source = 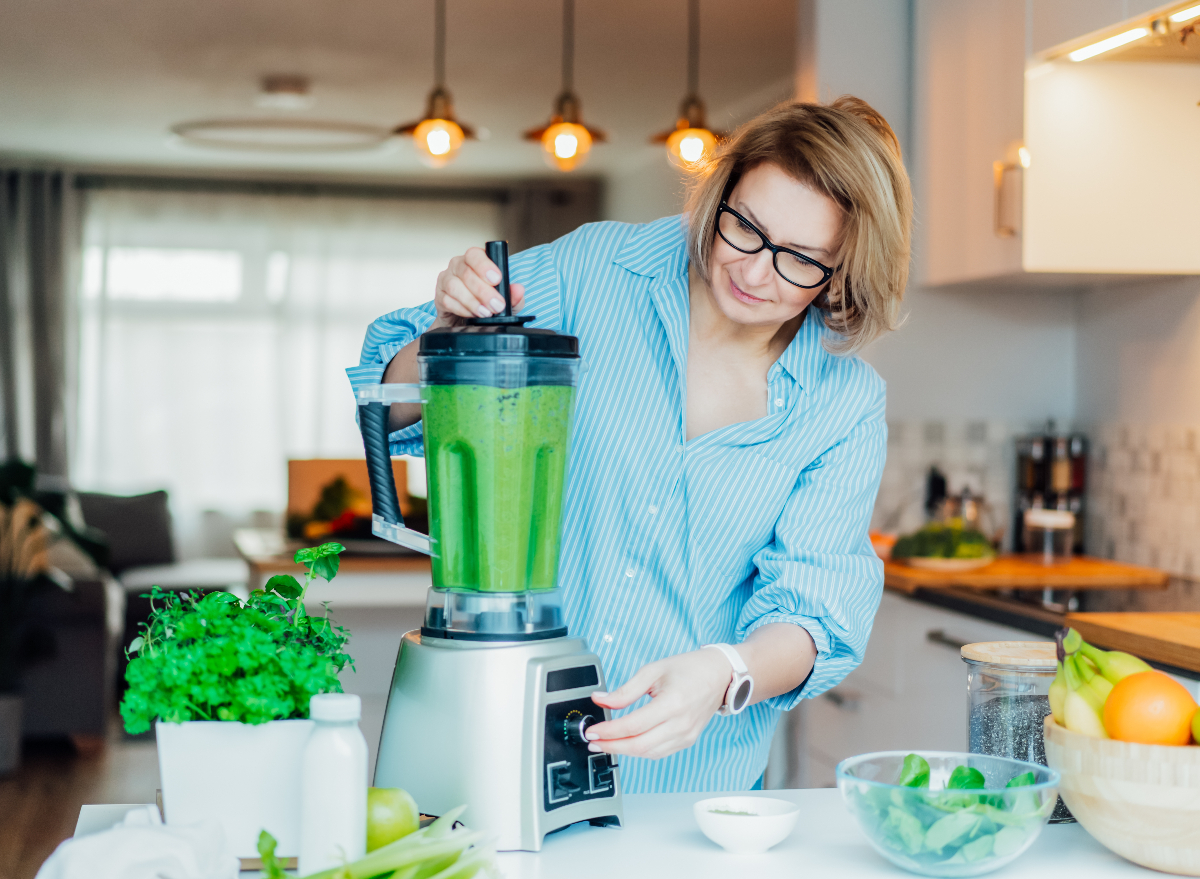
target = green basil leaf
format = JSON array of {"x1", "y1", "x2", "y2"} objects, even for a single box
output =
[
  {"x1": 1005, "y1": 771, "x2": 1036, "y2": 788},
  {"x1": 265, "y1": 574, "x2": 303, "y2": 599},
  {"x1": 924, "y1": 810, "x2": 980, "y2": 853},
  {"x1": 947, "y1": 765, "x2": 986, "y2": 790},
  {"x1": 311, "y1": 553, "x2": 341, "y2": 582},
  {"x1": 896, "y1": 754, "x2": 931, "y2": 788}
]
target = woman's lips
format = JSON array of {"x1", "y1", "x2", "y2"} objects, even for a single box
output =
[{"x1": 730, "y1": 278, "x2": 766, "y2": 305}]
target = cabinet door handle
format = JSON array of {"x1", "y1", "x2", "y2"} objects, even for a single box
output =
[
  {"x1": 926, "y1": 629, "x2": 971, "y2": 652},
  {"x1": 993, "y1": 160, "x2": 1021, "y2": 239},
  {"x1": 822, "y1": 689, "x2": 861, "y2": 711}
]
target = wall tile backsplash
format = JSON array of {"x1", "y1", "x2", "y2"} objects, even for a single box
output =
[
  {"x1": 873, "y1": 419, "x2": 1017, "y2": 547},
  {"x1": 872, "y1": 419, "x2": 1200, "y2": 613}
]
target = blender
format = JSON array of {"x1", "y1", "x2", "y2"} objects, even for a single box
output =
[{"x1": 355, "y1": 241, "x2": 622, "y2": 852}]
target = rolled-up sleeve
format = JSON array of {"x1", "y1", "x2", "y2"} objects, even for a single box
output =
[
  {"x1": 736, "y1": 394, "x2": 887, "y2": 711},
  {"x1": 345, "y1": 233, "x2": 572, "y2": 456},
  {"x1": 346, "y1": 301, "x2": 438, "y2": 456}
]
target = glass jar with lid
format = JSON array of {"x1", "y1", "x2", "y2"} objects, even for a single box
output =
[{"x1": 962, "y1": 641, "x2": 1072, "y2": 822}]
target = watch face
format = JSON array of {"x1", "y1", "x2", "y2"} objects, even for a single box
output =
[{"x1": 731, "y1": 677, "x2": 752, "y2": 713}]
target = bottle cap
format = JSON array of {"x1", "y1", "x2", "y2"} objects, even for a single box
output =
[{"x1": 309, "y1": 692, "x2": 361, "y2": 722}]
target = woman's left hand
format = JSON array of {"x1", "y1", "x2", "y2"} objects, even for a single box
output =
[{"x1": 585, "y1": 649, "x2": 733, "y2": 760}]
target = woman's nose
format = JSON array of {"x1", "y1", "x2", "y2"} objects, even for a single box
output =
[{"x1": 741, "y1": 249, "x2": 775, "y2": 286}]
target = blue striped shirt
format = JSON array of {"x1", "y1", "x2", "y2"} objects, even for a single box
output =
[{"x1": 348, "y1": 215, "x2": 887, "y2": 793}]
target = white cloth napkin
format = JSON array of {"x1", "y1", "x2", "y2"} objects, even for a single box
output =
[{"x1": 36, "y1": 806, "x2": 239, "y2": 879}]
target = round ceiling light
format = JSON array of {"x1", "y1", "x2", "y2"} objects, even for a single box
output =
[{"x1": 169, "y1": 118, "x2": 392, "y2": 153}]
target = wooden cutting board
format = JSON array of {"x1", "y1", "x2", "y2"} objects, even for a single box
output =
[
  {"x1": 884, "y1": 554, "x2": 1168, "y2": 594},
  {"x1": 1066, "y1": 612, "x2": 1200, "y2": 675}
]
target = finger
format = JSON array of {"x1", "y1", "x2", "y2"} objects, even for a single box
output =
[
  {"x1": 590, "y1": 719, "x2": 689, "y2": 760},
  {"x1": 592, "y1": 666, "x2": 657, "y2": 710},
  {"x1": 510, "y1": 284, "x2": 526, "y2": 312},
  {"x1": 442, "y1": 275, "x2": 491, "y2": 319},
  {"x1": 463, "y1": 246, "x2": 501, "y2": 286},
  {"x1": 459, "y1": 266, "x2": 507, "y2": 313},
  {"x1": 587, "y1": 695, "x2": 674, "y2": 742}
]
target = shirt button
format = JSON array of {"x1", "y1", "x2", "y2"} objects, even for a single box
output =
[
  {"x1": 625, "y1": 567, "x2": 635, "y2": 578},
  {"x1": 603, "y1": 633, "x2": 613, "y2": 644},
  {"x1": 648, "y1": 505, "x2": 658, "y2": 515},
  {"x1": 775, "y1": 398, "x2": 784, "y2": 407}
]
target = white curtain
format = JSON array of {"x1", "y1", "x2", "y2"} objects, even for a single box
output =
[{"x1": 74, "y1": 187, "x2": 500, "y2": 558}]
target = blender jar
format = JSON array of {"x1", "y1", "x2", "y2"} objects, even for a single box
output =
[
  {"x1": 418, "y1": 323, "x2": 579, "y2": 594},
  {"x1": 963, "y1": 641, "x2": 1072, "y2": 822}
]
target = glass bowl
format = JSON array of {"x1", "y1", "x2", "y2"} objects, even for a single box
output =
[{"x1": 836, "y1": 751, "x2": 1060, "y2": 877}]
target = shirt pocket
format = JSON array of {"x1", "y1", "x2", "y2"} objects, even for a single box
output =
[{"x1": 685, "y1": 446, "x2": 800, "y2": 587}]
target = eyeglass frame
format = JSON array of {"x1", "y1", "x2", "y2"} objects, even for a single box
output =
[{"x1": 714, "y1": 202, "x2": 836, "y2": 290}]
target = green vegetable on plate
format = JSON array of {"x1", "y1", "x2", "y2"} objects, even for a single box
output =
[{"x1": 891, "y1": 522, "x2": 994, "y2": 560}]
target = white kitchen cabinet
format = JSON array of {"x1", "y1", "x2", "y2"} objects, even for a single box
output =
[
  {"x1": 915, "y1": 0, "x2": 1200, "y2": 287},
  {"x1": 794, "y1": 592, "x2": 1048, "y2": 788}
]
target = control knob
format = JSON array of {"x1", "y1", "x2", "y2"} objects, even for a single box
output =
[{"x1": 566, "y1": 713, "x2": 596, "y2": 745}]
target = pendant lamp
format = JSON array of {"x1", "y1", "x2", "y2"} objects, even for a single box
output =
[
  {"x1": 651, "y1": 0, "x2": 723, "y2": 170},
  {"x1": 523, "y1": 0, "x2": 606, "y2": 172},
  {"x1": 394, "y1": 0, "x2": 476, "y2": 167}
]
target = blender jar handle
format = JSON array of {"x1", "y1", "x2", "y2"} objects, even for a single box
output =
[{"x1": 356, "y1": 384, "x2": 432, "y2": 555}]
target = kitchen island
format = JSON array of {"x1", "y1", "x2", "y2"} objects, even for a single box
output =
[{"x1": 495, "y1": 789, "x2": 1147, "y2": 878}]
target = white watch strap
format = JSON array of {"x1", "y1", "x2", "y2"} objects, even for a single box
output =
[{"x1": 702, "y1": 643, "x2": 748, "y2": 675}]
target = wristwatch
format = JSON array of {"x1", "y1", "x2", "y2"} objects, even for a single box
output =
[{"x1": 702, "y1": 643, "x2": 754, "y2": 716}]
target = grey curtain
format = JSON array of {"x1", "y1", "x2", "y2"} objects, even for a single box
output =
[{"x1": 0, "y1": 170, "x2": 80, "y2": 482}]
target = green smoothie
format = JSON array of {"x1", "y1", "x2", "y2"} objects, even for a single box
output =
[{"x1": 422, "y1": 383, "x2": 575, "y2": 592}]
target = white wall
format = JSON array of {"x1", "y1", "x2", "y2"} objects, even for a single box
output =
[
  {"x1": 1075, "y1": 277, "x2": 1200, "y2": 426},
  {"x1": 606, "y1": 0, "x2": 1079, "y2": 429}
]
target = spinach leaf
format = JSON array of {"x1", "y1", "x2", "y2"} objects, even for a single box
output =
[
  {"x1": 947, "y1": 766, "x2": 986, "y2": 790},
  {"x1": 1006, "y1": 771, "x2": 1036, "y2": 788},
  {"x1": 924, "y1": 811, "x2": 980, "y2": 853},
  {"x1": 896, "y1": 754, "x2": 930, "y2": 788}
]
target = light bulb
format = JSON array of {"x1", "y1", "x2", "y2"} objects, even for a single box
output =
[
  {"x1": 554, "y1": 133, "x2": 579, "y2": 159},
  {"x1": 412, "y1": 118, "x2": 465, "y2": 168},
  {"x1": 541, "y1": 121, "x2": 592, "y2": 171},
  {"x1": 665, "y1": 126, "x2": 717, "y2": 170}
]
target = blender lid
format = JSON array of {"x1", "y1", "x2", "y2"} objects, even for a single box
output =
[{"x1": 420, "y1": 322, "x2": 579, "y2": 357}]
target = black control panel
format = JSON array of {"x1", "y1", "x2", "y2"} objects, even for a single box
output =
[{"x1": 543, "y1": 694, "x2": 617, "y2": 812}]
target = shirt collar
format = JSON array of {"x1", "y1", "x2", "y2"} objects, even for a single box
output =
[
  {"x1": 615, "y1": 213, "x2": 833, "y2": 396},
  {"x1": 613, "y1": 214, "x2": 690, "y2": 280}
]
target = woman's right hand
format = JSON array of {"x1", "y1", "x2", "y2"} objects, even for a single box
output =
[{"x1": 434, "y1": 247, "x2": 526, "y2": 324}]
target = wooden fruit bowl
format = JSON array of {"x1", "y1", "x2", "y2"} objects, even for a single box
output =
[{"x1": 1044, "y1": 716, "x2": 1200, "y2": 875}]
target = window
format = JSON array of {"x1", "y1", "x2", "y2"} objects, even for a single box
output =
[{"x1": 74, "y1": 187, "x2": 501, "y2": 557}]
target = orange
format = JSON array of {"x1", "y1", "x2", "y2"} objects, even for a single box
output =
[{"x1": 1102, "y1": 670, "x2": 1197, "y2": 745}]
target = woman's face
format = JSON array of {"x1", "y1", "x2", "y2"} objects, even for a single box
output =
[{"x1": 707, "y1": 162, "x2": 843, "y2": 329}]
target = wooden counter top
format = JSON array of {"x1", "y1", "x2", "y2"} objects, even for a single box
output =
[
  {"x1": 1066, "y1": 612, "x2": 1200, "y2": 675},
  {"x1": 884, "y1": 554, "x2": 1168, "y2": 594}
]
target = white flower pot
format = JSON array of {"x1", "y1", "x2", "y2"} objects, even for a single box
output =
[{"x1": 157, "y1": 719, "x2": 314, "y2": 859}]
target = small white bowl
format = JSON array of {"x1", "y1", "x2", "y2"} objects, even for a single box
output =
[{"x1": 693, "y1": 796, "x2": 800, "y2": 854}]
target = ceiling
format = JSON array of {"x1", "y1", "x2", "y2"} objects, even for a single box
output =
[{"x1": 0, "y1": 0, "x2": 797, "y2": 180}]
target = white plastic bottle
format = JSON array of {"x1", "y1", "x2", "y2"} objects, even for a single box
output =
[{"x1": 299, "y1": 693, "x2": 368, "y2": 875}]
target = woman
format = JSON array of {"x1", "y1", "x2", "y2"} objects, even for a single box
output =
[{"x1": 348, "y1": 96, "x2": 912, "y2": 793}]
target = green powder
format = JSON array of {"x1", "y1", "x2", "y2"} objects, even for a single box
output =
[{"x1": 422, "y1": 383, "x2": 574, "y2": 592}]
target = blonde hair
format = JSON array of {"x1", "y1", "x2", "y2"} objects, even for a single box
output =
[{"x1": 686, "y1": 96, "x2": 912, "y2": 353}]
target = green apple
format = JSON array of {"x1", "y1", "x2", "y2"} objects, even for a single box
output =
[{"x1": 367, "y1": 786, "x2": 420, "y2": 852}]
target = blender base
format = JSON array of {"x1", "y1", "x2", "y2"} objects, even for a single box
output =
[{"x1": 374, "y1": 631, "x2": 624, "y2": 851}]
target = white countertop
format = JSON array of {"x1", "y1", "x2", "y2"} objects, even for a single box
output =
[
  {"x1": 76, "y1": 789, "x2": 1149, "y2": 878},
  {"x1": 495, "y1": 789, "x2": 1146, "y2": 879}
]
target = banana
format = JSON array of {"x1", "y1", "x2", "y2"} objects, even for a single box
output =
[
  {"x1": 1079, "y1": 640, "x2": 1152, "y2": 685},
  {"x1": 1074, "y1": 651, "x2": 1115, "y2": 702},
  {"x1": 1049, "y1": 660, "x2": 1068, "y2": 726},
  {"x1": 1061, "y1": 627, "x2": 1083, "y2": 655},
  {"x1": 1062, "y1": 654, "x2": 1109, "y2": 738}
]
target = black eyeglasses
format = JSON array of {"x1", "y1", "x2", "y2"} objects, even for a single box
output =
[{"x1": 715, "y1": 202, "x2": 835, "y2": 289}]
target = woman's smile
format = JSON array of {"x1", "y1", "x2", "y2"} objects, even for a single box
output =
[{"x1": 728, "y1": 276, "x2": 769, "y2": 305}]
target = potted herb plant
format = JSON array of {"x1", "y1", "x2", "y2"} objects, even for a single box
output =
[{"x1": 120, "y1": 542, "x2": 353, "y2": 859}]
